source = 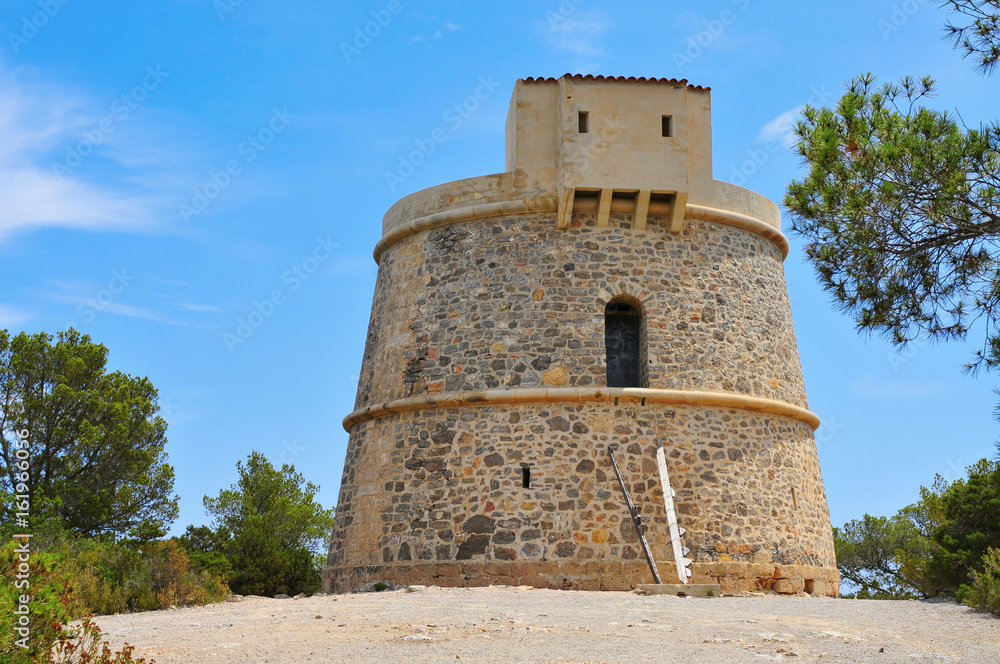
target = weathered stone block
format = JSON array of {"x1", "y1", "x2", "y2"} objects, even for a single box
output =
[{"x1": 772, "y1": 578, "x2": 806, "y2": 594}]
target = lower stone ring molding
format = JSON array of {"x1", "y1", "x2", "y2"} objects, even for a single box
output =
[{"x1": 342, "y1": 386, "x2": 820, "y2": 432}]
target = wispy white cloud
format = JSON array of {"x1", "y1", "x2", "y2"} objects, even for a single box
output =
[
  {"x1": 0, "y1": 304, "x2": 32, "y2": 328},
  {"x1": 0, "y1": 62, "x2": 176, "y2": 238},
  {"x1": 0, "y1": 167, "x2": 152, "y2": 235},
  {"x1": 757, "y1": 105, "x2": 805, "y2": 147},
  {"x1": 409, "y1": 31, "x2": 443, "y2": 43},
  {"x1": 93, "y1": 301, "x2": 162, "y2": 322},
  {"x1": 42, "y1": 283, "x2": 159, "y2": 321},
  {"x1": 40, "y1": 279, "x2": 187, "y2": 327},
  {"x1": 409, "y1": 17, "x2": 461, "y2": 43},
  {"x1": 544, "y1": 12, "x2": 609, "y2": 59},
  {"x1": 176, "y1": 302, "x2": 222, "y2": 313}
]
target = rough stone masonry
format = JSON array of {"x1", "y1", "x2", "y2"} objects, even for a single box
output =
[{"x1": 324, "y1": 74, "x2": 839, "y2": 596}]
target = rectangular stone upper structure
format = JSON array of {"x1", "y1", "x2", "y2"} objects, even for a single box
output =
[
  {"x1": 379, "y1": 74, "x2": 781, "y2": 253},
  {"x1": 505, "y1": 74, "x2": 713, "y2": 199}
]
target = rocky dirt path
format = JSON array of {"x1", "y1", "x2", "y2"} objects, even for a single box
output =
[{"x1": 93, "y1": 586, "x2": 1000, "y2": 663}]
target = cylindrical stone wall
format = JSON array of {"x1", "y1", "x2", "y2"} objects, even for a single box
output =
[{"x1": 324, "y1": 208, "x2": 839, "y2": 596}]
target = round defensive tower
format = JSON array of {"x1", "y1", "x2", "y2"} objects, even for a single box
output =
[{"x1": 324, "y1": 74, "x2": 839, "y2": 596}]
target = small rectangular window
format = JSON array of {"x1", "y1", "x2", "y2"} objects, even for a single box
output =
[
  {"x1": 661, "y1": 115, "x2": 673, "y2": 137},
  {"x1": 522, "y1": 467, "x2": 531, "y2": 489},
  {"x1": 578, "y1": 111, "x2": 589, "y2": 134}
]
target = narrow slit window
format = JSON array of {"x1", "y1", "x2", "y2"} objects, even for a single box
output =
[
  {"x1": 522, "y1": 467, "x2": 531, "y2": 489},
  {"x1": 605, "y1": 301, "x2": 643, "y2": 388},
  {"x1": 578, "y1": 111, "x2": 589, "y2": 134},
  {"x1": 661, "y1": 115, "x2": 673, "y2": 137}
]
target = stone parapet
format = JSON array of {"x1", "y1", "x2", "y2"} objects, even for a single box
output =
[{"x1": 375, "y1": 197, "x2": 789, "y2": 263}]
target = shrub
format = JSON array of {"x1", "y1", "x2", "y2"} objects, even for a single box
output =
[
  {"x1": 961, "y1": 547, "x2": 1000, "y2": 616},
  {"x1": 3, "y1": 528, "x2": 228, "y2": 626},
  {"x1": 52, "y1": 616, "x2": 153, "y2": 663},
  {"x1": 833, "y1": 511, "x2": 936, "y2": 599},
  {"x1": 835, "y1": 459, "x2": 1000, "y2": 600},
  {"x1": 927, "y1": 459, "x2": 1000, "y2": 590},
  {"x1": 0, "y1": 540, "x2": 77, "y2": 662},
  {"x1": 1, "y1": 540, "x2": 154, "y2": 663},
  {"x1": 60, "y1": 538, "x2": 228, "y2": 614},
  {"x1": 176, "y1": 525, "x2": 233, "y2": 583},
  {"x1": 203, "y1": 452, "x2": 335, "y2": 597}
]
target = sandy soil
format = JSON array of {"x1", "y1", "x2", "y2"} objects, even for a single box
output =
[{"x1": 92, "y1": 586, "x2": 1000, "y2": 664}]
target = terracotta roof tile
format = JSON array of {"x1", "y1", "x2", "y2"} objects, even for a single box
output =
[{"x1": 521, "y1": 73, "x2": 710, "y2": 92}]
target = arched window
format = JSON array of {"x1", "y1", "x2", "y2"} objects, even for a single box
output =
[{"x1": 605, "y1": 300, "x2": 643, "y2": 388}]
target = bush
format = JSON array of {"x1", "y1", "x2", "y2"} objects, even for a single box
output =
[
  {"x1": 961, "y1": 547, "x2": 1000, "y2": 616},
  {"x1": 52, "y1": 616, "x2": 154, "y2": 663},
  {"x1": 834, "y1": 506, "x2": 940, "y2": 599},
  {"x1": 202, "y1": 452, "x2": 335, "y2": 597},
  {"x1": 2, "y1": 540, "x2": 153, "y2": 662},
  {"x1": 1, "y1": 540, "x2": 78, "y2": 662},
  {"x1": 176, "y1": 525, "x2": 233, "y2": 583},
  {"x1": 927, "y1": 459, "x2": 1000, "y2": 591},
  {"x1": 835, "y1": 458, "x2": 1000, "y2": 602},
  {"x1": 59, "y1": 538, "x2": 228, "y2": 614},
  {"x1": 2, "y1": 529, "x2": 228, "y2": 626}
]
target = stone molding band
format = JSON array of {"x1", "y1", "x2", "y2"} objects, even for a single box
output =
[
  {"x1": 373, "y1": 197, "x2": 558, "y2": 263},
  {"x1": 684, "y1": 204, "x2": 790, "y2": 258},
  {"x1": 373, "y1": 198, "x2": 789, "y2": 263},
  {"x1": 342, "y1": 386, "x2": 820, "y2": 432}
]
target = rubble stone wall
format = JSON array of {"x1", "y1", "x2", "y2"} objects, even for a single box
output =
[{"x1": 325, "y1": 209, "x2": 839, "y2": 596}]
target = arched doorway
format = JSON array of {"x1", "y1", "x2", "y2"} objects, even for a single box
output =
[{"x1": 605, "y1": 300, "x2": 644, "y2": 388}]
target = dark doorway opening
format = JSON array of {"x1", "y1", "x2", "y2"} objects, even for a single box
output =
[{"x1": 605, "y1": 301, "x2": 642, "y2": 388}]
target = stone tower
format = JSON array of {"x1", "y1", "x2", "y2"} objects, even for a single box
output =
[{"x1": 324, "y1": 74, "x2": 839, "y2": 596}]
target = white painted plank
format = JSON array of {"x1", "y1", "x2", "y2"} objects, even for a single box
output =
[{"x1": 656, "y1": 445, "x2": 691, "y2": 583}]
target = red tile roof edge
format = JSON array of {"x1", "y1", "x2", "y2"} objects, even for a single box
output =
[{"x1": 521, "y1": 73, "x2": 710, "y2": 91}]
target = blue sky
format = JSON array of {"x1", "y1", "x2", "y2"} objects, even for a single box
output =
[{"x1": 0, "y1": 0, "x2": 995, "y2": 535}]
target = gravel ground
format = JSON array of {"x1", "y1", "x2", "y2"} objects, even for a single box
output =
[{"x1": 92, "y1": 586, "x2": 1000, "y2": 663}]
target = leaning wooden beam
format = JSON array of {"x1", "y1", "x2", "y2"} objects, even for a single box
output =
[{"x1": 608, "y1": 446, "x2": 661, "y2": 585}]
